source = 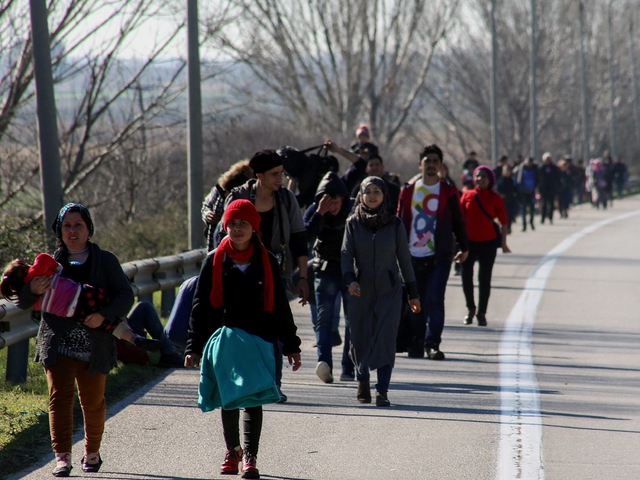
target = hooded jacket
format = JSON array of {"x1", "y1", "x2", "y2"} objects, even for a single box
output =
[{"x1": 303, "y1": 172, "x2": 350, "y2": 276}]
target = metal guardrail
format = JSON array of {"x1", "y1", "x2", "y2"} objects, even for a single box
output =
[{"x1": 0, "y1": 248, "x2": 207, "y2": 383}]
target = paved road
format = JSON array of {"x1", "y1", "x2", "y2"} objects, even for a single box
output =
[{"x1": 12, "y1": 197, "x2": 640, "y2": 480}]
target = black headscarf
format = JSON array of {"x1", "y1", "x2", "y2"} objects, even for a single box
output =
[{"x1": 351, "y1": 176, "x2": 396, "y2": 232}]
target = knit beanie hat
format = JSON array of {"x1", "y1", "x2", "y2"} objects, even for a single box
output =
[
  {"x1": 473, "y1": 165, "x2": 496, "y2": 190},
  {"x1": 356, "y1": 124, "x2": 370, "y2": 137},
  {"x1": 223, "y1": 199, "x2": 261, "y2": 232}
]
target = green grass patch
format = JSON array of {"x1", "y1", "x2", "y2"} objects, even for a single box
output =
[{"x1": 0, "y1": 336, "x2": 167, "y2": 479}]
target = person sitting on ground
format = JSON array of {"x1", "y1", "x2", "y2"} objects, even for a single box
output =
[
  {"x1": 163, "y1": 275, "x2": 199, "y2": 349},
  {"x1": 125, "y1": 301, "x2": 185, "y2": 367},
  {"x1": 185, "y1": 199, "x2": 302, "y2": 479},
  {"x1": 202, "y1": 160, "x2": 254, "y2": 252},
  {"x1": 1, "y1": 253, "x2": 160, "y2": 352}
]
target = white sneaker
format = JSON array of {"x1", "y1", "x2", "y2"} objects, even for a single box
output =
[{"x1": 315, "y1": 361, "x2": 334, "y2": 383}]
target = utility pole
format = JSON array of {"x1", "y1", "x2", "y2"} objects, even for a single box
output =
[
  {"x1": 579, "y1": 1, "x2": 591, "y2": 161},
  {"x1": 530, "y1": 0, "x2": 538, "y2": 162},
  {"x1": 607, "y1": 3, "x2": 618, "y2": 159},
  {"x1": 490, "y1": 0, "x2": 499, "y2": 167},
  {"x1": 187, "y1": 0, "x2": 203, "y2": 249},
  {"x1": 630, "y1": 17, "x2": 640, "y2": 152},
  {"x1": 29, "y1": 0, "x2": 62, "y2": 250}
]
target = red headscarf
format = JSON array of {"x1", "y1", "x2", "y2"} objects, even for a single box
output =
[{"x1": 210, "y1": 199, "x2": 274, "y2": 312}]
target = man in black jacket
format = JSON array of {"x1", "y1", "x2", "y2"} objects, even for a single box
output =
[{"x1": 539, "y1": 153, "x2": 561, "y2": 224}]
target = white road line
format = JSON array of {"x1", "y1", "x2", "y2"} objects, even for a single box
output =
[{"x1": 497, "y1": 209, "x2": 640, "y2": 480}]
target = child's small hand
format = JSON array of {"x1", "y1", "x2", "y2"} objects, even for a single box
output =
[
  {"x1": 83, "y1": 313, "x2": 105, "y2": 328},
  {"x1": 29, "y1": 275, "x2": 52, "y2": 295}
]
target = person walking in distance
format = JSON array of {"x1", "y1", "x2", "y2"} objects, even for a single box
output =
[
  {"x1": 515, "y1": 157, "x2": 538, "y2": 231},
  {"x1": 398, "y1": 145, "x2": 469, "y2": 360},
  {"x1": 539, "y1": 152, "x2": 560, "y2": 224},
  {"x1": 185, "y1": 200, "x2": 302, "y2": 479},
  {"x1": 342, "y1": 177, "x2": 420, "y2": 406},
  {"x1": 459, "y1": 167, "x2": 511, "y2": 326}
]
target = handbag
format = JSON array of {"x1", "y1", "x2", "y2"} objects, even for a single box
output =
[{"x1": 473, "y1": 192, "x2": 502, "y2": 250}]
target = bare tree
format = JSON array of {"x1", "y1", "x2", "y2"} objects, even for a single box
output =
[{"x1": 209, "y1": 0, "x2": 459, "y2": 149}]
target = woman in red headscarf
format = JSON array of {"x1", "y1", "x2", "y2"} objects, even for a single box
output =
[{"x1": 185, "y1": 199, "x2": 301, "y2": 480}]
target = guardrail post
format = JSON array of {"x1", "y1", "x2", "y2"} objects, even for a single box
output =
[
  {"x1": 6, "y1": 339, "x2": 29, "y2": 384},
  {"x1": 139, "y1": 294, "x2": 153, "y2": 305},
  {"x1": 161, "y1": 288, "x2": 176, "y2": 317}
]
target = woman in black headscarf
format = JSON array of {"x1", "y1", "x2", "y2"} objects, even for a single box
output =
[{"x1": 341, "y1": 177, "x2": 420, "y2": 407}]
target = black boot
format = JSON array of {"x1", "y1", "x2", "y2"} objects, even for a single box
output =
[{"x1": 357, "y1": 382, "x2": 371, "y2": 404}]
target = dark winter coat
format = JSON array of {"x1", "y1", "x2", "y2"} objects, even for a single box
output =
[
  {"x1": 341, "y1": 217, "x2": 417, "y2": 371},
  {"x1": 17, "y1": 243, "x2": 134, "y2": 374},
  {"x1": 185, "y1": 246, "x2": 301, "y2": 358}
]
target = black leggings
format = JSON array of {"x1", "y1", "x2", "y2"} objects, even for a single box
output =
[
  {"x1": 461, "y1": 240, "x2": 498, "y2": 315},
  {"x1": 220, "y1": 406, "x2": 263, "y2": 456}
]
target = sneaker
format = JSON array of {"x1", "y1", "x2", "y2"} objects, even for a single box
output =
[
  {"x1": 331, "y1": 330, "x2": 342, "y2": 347},
  {"x1": 315, "y1": 361, "x2": 334, "y2": 383},
  {"x1": 220, "y1": 446, "x2": 243, "y2": 475},
  {"x1": 426, "y1": 348, "x2": 445, "y2": 360},
  {"x1": 133, "y1": 335, "x2": 162, "y2": 352},
  {"x1": 241, "y1": 453, "x2": 260, "y2": 479},
  {"x1": 276, "y1": 386, "x2": 287, "y2": 403},
  {"x1": 376, "y1": 391, "x2": 391, "y2": 407},
  {"x1": 52, "y1": 452, "x2": 72, "y2": 477},
  {"x1": 339, "y1": 371, "x2": 355, "y2": 382},
  {"x1": 158, "y1": 352, "x2": 185, "y2": 368},
  {"x1": 477, "y1": 314, "x2": 487, "y2": 327}
]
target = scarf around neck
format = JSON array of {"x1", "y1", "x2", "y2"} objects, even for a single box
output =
[
  {"x1": 352, "y1": 176, "x2": 396, "y2": 232},
  {"x1": 210, "y1": 235, "x2": 274, "y2": 313}
]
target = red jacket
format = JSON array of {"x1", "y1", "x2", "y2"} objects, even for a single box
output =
[
  {"x1": 460, "y1": 187, "x2": 508, "y2": 242},
  {"x1": 398, "y1": 178, "x2": 469, "y2": 261}
]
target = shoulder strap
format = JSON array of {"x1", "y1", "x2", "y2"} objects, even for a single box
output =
[{"x1": 473, "y1": 192, "x2": 495, "y2": 223}]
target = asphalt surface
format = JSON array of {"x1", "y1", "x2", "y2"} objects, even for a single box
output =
[{"x1": 11, "y1": 196, "x2": 640, "y2": 480}]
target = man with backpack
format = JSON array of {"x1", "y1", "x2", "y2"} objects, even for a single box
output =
[{"x1": 223, "y1": 150, "x2": 309, "y2": 402}]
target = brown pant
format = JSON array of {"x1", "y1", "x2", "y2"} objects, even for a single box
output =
[{"x1": 44, "y1": 355, "x2": 107, "y2": 455}]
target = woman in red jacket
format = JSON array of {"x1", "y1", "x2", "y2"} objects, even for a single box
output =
[{"x1": 459, "y1": 166, "x2": 511, "y2": 326}]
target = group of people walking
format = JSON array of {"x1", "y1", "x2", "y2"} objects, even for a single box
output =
[
  {"x1": 459, "y1": 151, "x2": 629, "y2": 234},
  {"x1": 6, "y1": 124, "x2": 626, "y2": 479}
]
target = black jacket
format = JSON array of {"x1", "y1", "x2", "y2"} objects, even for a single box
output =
[
  {"x1": 303, "y1": 172, "x2": 350, "y2": 276},
  {"x1": 185, "y1": 242, "x2": 301, "y2": 358}
]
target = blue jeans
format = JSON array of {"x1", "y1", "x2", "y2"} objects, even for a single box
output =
[
  {"x1": 310, "y1": 296, "x2": 341, "y2": 344},
  {"x1": 127, "y1": 301, "x2": 177, "y2": 356},
  {"x1": 356, "y1": 363, "x2": 392, "y2": 394},
  {"x1": 314, "y1": 271, "x2": 353, "y2": 374},
  {"x1": 409, "y1": 257, "x2": 452, "y2": 353}
]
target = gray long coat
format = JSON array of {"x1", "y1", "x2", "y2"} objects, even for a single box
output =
[{"x1": 341, "y1": 216, "x2": 416, "y2": 372}]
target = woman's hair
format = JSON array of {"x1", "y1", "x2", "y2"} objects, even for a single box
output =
[{"x1": 1, "y1": 259, "x2": 31, "y2": 301}]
